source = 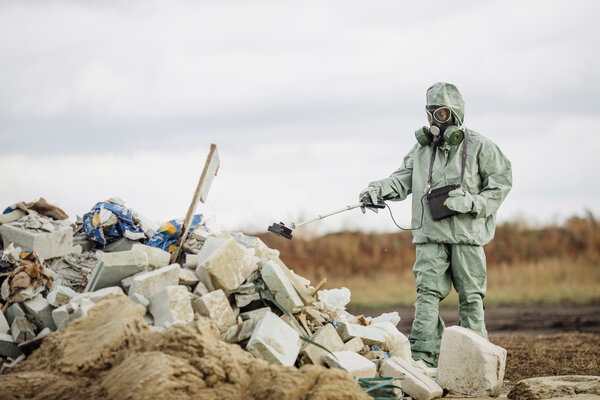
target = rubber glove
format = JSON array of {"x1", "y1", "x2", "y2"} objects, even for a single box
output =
[
  {"x1": 359, "y1": 186, "x2": 380, "y2": 214},
  {"x1": 445, "y1": 188, "x2": 474, "y2": 214}
]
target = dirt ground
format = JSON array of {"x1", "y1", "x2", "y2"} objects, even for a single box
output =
[{"x1": 350, "y1": 303, "x2": 600, "y2": 382}]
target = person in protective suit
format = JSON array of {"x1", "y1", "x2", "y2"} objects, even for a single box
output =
[{"x1": 360, "y1": 82, "x2": 512, "y2": 367}]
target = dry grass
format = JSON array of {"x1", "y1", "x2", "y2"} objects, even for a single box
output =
[{"x1": 323, "y1": 257, "x2": 600, "y2": 309}]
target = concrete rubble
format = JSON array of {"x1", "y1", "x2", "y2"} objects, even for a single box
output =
[{"x1": 0, "y1": 196, "x2": 510, "y2": 400}]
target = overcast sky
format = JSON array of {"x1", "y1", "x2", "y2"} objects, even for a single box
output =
[{"x1": 1, "y1": 1, "x2": 599, "y2": 235}]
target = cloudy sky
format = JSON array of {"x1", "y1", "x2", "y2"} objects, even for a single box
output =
[{"x1": 1, "y1": 1, "x2": 599, "y2": 235}]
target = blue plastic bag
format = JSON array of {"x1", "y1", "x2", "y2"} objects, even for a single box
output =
[
  {"x1": 147, "y1": 214, "x2": 205, "y2": 253},
  {"x1": 82, "y1": 201, "x2": 146, "y2": 246}
]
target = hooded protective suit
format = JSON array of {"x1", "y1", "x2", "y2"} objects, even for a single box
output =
[{"x1": 362, "y1": 82, "x2": 512, "y2": 366}]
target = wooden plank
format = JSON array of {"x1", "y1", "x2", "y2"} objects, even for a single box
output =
[{"x1": 170, "y1": 144, "x2": 219, "y2": 264}]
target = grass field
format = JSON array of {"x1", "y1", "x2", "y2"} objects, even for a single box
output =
[{"x1": 325, "y1": 257, "x2": 600, "y2": 309}]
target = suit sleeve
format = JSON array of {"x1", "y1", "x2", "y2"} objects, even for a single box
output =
[{"x1": 470, "y1": 140, "x2": 513, "y2": 218}]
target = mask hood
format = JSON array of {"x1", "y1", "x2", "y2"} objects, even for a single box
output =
[{"x1": 426, "y1": 82, "x2": 465, "y2": 125}]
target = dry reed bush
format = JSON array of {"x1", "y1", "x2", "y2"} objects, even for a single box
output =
[{"x1": 258, "y1": 213, "x2": 600, "y2": 277}]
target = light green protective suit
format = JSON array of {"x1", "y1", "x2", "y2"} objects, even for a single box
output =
[{"x1": 365, "y1": 82, "x2": 512, "y2": 366}]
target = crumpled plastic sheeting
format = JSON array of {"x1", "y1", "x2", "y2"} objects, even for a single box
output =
[
  {"x1": 1, "y1": 249, "x2": 52, "y2": 304},
  {"x1": 3, "y1": 197, "x2": 68, "y2": 221},
  {"x1": 147, "y1": 214, "x2": 205, "y2": 253},
  {"x1": 82, "y1": 200, "x2": 146, "y2": 246},
  {"x1": 316, "y1": 287, "x2": 351, "y2": 312}
]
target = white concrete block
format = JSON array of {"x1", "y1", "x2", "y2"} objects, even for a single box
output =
[
  {"x1": 51, "y1": 305, "x2": 70, "y2": 330},
  {"x1": 336, "y1": 323, "x2": 387, "y2": 346},
  {"x1": 343, "y1": 336, "x2": 365, "y2": 353},
  {"x1": 130, "y1": 293, "x2": 150, "y2": 308},
  {"x1": 46, "y1": 285, "x2": 78, "y2": 307},
  {"x1": 234, "y1": 292, "x2": 260, "y2": 308},
  {"x1": 22, "y1": 294, "x2": 56, "y2": 330},
  {"x1": 231, "y1": 232, "x2": 280, "y2": 261},
  {"x1": 149, "y1": 285, "x2": 194, "y2": 327},
  {"x1": 383, "y1": 357, "x2": 442, "y2": 400},
  {"x1": 192, "y1": 289, "x2": 236, "y2": 332},
  {"x1": 239, "y1": 307, "x2": 271, "y2": 321},
  {"x1": 0, "y1": 311, "x2": 9, "y2": 335},
  {"x1": 192, "y1": 281, "x2": 209, "y2": 297},
  {"x1": 0, "y1": 333, "x2": 22, "y2": 359},
  {"x1": 185, "y1": 254, "x2": 198, "y2": 268},
  {"x1": 75, "y1": 286, "x2": 125, "y2": 304},
  {"x1": 221, "y1": 318, "x2": 259, "y2": 343},
  {"x1": 301, "y1": 323, "x2": 345, "y2": 366},
  {"x1": 194, "y1": 265, "x2": 215, "y2": 292},
  {"x1": 86, "y1": 250, "x2": 148, "y2": 291},
  {"x1": 0, "y1": 224, "x2": 73, "y2": 259},
  {"x1": 132, "y1": 244, "x2": 171, "y2": 269},
  {"x1": 179, "y1": 267, "x2": 199, "y2": 286},
  {"x1": 128, "y1": 264, "x2": 180, "y2": 299},
  {"x1": 10, "y1": 317, "x2": 36, "y2": 343},
  {"x1": 260, "y1": 260, "x2": 303, "y2": 314},
  {"x1": 246, "y1": 311, "x2": 301, "y2": 366},
  {"x1": 5, "y1": 303, "x2": 25, "y2": 326},
  {"x1": 323, "y1": 351, "x2": 377, "y2": 379},
  {"x1": 436, "y1": 326, "x2": 507, "y2": 397},
  {"x1": 195, "y1": 236, "x2": 259, "y2": 291}
]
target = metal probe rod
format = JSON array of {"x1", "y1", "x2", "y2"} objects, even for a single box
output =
[{"x1": 291, "y1": 202, "x2": 363, "y2": 229}]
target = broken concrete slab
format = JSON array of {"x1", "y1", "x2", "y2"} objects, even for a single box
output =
[
  {"x1": 128, "y1": 264, "x2": 180, "y2": 300},
  {"x1": 271, "y1": 258, "x2": 316, "y2": 306},
  {"x1": 301, "y1": 323, "x2": 345, "y2": 366},
  {"x1": 246, "y1": 310, "x2": 301, "y2": 366},
  {"x1": 4, "y1": 303, "x2": 25, "y2": 326},
  {"x1": 10, "y1": 317, "x2": 36, "y2": 343},
  {"x1": 131, "y1": 244, "x2": 171, "y2": 269},
  {"x1": 221, "y1": 318, "x2": 259, "y2": 344},
  {"x1": 149, "y1": 285, "x2": 194, "y2": 327},
  {"x1": 178, "y1": 267, "x2": 199, "y2": 286},
  {"x1": 323, "y1": 351, "x2": 377, "y2": 379},
  {"x1": 130, "y1": 293, "x2": 150, "y2": 308},
  {"x1": 343, "y1": 336, "x2": 365, "y2": 353},
  {"x1": 231, "y1": 232, "x2": 280, "y2": 261},
  {"x1": 22, "y1": 294, "x2": 57, "y2": 330},
  {"x1": 103, "y1": 237, "x2": 137, "y2": 252},
  {"x1": 195, "y1": 236, "x2": 259, "y2": 291},
  {"x1": 192, "y1": 289, "x2": 236, "y2": 332},
  {"x1": 192, "y1": 281, "x2": 209, "y2": 297},
  {"x1": 0, "y1": 224, "x2": 73, "y2": 259},
  {"x1": 508, "y1": 375, "x2": 600, "y2": 400},
  {"x1": 234, "y1": 292, "x2": 260, "y2": 308},
  {"x1": 383, "y1": 357, "x2": 442, "y2": 400},
  {"x1": 0, "y1": 311, "x2": 9, "y2": 335},
  {"x1": 239, "y1": 307, "x2": 271, "y2": 321},
  {"x1": 436, "y1": 326, "x2": 506, "y2": 397},
  {"x1": 261, "y1": 260, "x2": 304, "y2": 314},
  {"x1": 0, "y1": 333, "x2": 23, "y2": 359},
  {"x1": 336, "y1": 322, "x2": 387, "y2": 347},
  {"x1": 185, "y1": 254, "x2": 198, "y2": 268},
  {"x1": 85, "y1": 249, "x2": 148, "y2": 291},
  {"x1": 46, "y1": 285, "x2": 78, "y2": 307}
]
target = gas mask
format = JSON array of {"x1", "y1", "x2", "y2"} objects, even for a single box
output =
[{"x1": 415, "y1": 106, "x2": 464, "y2": 146}]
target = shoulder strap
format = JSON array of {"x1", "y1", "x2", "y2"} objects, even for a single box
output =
[
  {"x1": 459, "y1": 128, "x2": 469, "y2": 186},
  {"x1": 425, "y1": 127, "x2": 469, "y2": 193}
]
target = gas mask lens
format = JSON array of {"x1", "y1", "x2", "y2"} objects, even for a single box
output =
[{"x1": 426, "y1": 106, "x2": 452, "y2": 124}]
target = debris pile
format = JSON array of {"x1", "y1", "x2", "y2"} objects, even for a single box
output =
[{"x1": 0, "y1": 197, "x2": 507, "y2": 399}]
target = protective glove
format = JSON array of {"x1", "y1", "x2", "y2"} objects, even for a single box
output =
[
  {"x1": 445, "y1": 188, "x2": 474, "y2": 214},
  {"x1": 359, "y1": 186, "x2": 380, "y2": 214}
]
